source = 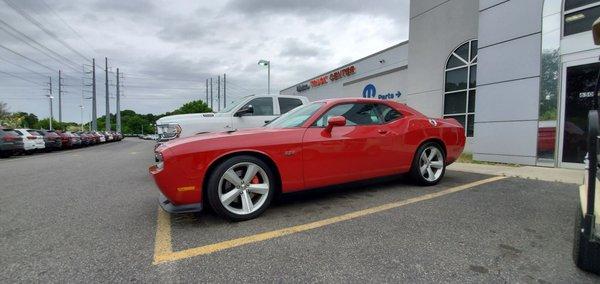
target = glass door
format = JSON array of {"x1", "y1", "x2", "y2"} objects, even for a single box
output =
[{"x1": 560, "y1": 62, "x2": 600, "y2": 165}]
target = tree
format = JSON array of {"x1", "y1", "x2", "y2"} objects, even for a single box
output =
[
  {"x1": 12, "y1": 112, "x2": 38, "y2": 128},
  {"x1": 166, "y1": 100, "x2": 212, "y2": 116}
]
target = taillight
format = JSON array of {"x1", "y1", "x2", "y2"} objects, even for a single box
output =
[
  {"x1": 3, "y1": 136, "x2": 15, "y2": 142},
  {"x1": 27, "y1": 136, "x2": 36, "y2": 140}
]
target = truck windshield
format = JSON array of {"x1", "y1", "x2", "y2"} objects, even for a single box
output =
[
  {"x1": 218, "y1": 96, "x2": 250, "y2": 113},
  {"x1": 267, "y1": 102, "x2": 324, "y2": 128}
]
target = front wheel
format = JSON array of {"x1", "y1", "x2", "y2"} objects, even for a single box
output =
[
  {"x1": 206, "y1": 155, "x2": 275, "y2": 221},
  {"x1": 410, "y1": 142, "x2": 446, "y2": 186}
]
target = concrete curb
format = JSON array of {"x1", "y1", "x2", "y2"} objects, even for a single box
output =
[{"x1": 448, "y1": 162, "x2": 585, "y2": 185}]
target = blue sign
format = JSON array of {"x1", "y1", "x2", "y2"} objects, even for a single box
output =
[
  {"x1": 362, "y1": 83, "x2": 402, "y2": 100},
  {"x1": 362, "y1": 84, "x2": 376, "y2": 98}
]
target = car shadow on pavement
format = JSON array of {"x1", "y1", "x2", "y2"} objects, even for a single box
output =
[{"x1": 167, "y1": 171, "x2": 489, "y2": 245}]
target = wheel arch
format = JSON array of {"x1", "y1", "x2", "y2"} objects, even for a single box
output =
[
  {"x1": 202, "y1": 150, "x2": 283, "y2": 207},
  {"x1": 414, "y1": 138, "x2": 447, "y2": 161}
]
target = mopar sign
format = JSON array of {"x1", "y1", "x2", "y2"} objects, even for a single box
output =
[{"x1": 362, "y1": 84, "x2": 402, "y2": 100}]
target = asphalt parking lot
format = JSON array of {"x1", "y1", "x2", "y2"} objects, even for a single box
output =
[{"x1": 1, "y1": 138, "x2": 599, "y2": 282}]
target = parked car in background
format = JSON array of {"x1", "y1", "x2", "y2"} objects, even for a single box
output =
[
  {"x1": 14, "y1": 129, "x2": 45, "y2": 154},
  {"x1": 55, "y1": 131, "x2": 74, "y2": 149},
  {"x1": 156, "y1": 95, "x2": 309, "y2": 141},
  {"x1": 33, "y1": 130, "x2": 62, "y2": 151},
  {"x1": 79, "y1": 132, "x2": 93, "y2": 146},
  {"x1": 93, "y1": 131, "x2": 106, "y2": 143},
  {"x1": 69, "y1": 132, "x2": 82, "y2": 147},
  {"x1": 0, "y1": 128, "x2": 24, "y2": 157}
]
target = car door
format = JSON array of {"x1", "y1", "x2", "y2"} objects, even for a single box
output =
[
  {"x1": 302, "y1": 103, "x2": 395, "y2": 188},
  {"x1": 232, "y1": 97, "x2": 278, "y2": 129}
]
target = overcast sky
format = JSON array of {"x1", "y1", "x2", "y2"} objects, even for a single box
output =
[{"x1": 0, "y1": 0, "x2": 409, "y2": 123}]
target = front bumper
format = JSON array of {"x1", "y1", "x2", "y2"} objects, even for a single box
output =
[
  {"x1": 150, "y1": 164, "x2": 204, "y2": 214},
  {"x1": 158, "y1": 191, "x2": 203, "y2": 214}
]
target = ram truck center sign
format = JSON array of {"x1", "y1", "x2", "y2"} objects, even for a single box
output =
[{"x1": 309, "y1": 65, "x2": 356, "y2": 88}]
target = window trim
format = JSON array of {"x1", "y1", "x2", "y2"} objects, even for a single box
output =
[
  {"x1": 278, "y1": 97, "x2": 304, "y2": 114},
  {"x1": 374, "y1": 103, "x2": 404, "y2": 124},
  {"x1": 442, "y1": 39, "x2": 477, "y2": 137},
  {"x1": 241, "y1": 96, "x2": 275, "y2": 116},
  {"x1": 310, "y1": 102, "x2": 383, "y2": 128},
  {"x1": 563, "y1": 1, "x2": 600, "y2": 37}
]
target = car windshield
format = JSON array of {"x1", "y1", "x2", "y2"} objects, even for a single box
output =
[
  {"x1": 267, "y1": 102, "x2": 324, "y2": 129},
  {"x1": 218, "y1": 96, "x2": 250, "y2": 113}
]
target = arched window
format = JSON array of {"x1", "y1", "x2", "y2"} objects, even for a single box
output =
[{"x1": 444, "y1": 40, "x2": 477, "y2": 137}]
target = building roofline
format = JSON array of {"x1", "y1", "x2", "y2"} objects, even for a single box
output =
[{"x1": 280, "y1": 40, "x2": 409, "y2": 92}]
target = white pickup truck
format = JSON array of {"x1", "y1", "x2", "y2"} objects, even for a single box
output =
[{"x1": 155, "y1": 94, "x2": 309, "y2": 141}]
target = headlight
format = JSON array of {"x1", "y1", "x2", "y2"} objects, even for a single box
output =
[
  {"x1": 155, "y1": 152, "x2": 164, "y2": 170},
  {"x1": 157, "y1": 124, "x2": 181, "y2": 140}
]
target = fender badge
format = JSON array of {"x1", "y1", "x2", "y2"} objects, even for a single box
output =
[
  {"x1": 429, "y1": 119, "x2": 438, "y2": 126},
  {"x1": 284, "y1": 150, "x2": 295, "y2": 156}
]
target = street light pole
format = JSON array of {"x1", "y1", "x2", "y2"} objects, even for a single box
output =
[{"x1": 258, "y1": 59, "x2": 270, "y2": 94}]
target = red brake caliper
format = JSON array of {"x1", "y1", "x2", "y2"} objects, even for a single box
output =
[{"x1": 251, "y1": 175, "x2": 260, "y2": 184}]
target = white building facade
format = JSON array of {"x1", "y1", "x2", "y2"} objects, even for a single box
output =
[{"x1": 281, "y1": 0, "x2": 600, "y2": 168}]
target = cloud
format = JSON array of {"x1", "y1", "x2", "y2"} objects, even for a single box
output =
[
  {"x1": 0, "y1": 0, "x2": 409, "y2": 122},
  {"x1": 279, "y1": 38, "x2": 327, "y2": 59}
]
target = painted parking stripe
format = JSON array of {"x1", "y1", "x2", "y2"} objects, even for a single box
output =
[{"x1": 153, "y1": 175, "x2": 507, "y2": 265}]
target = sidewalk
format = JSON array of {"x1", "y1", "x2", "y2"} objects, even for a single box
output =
[{"x1": 448, "y1": 162, "x2": 585, "y2": 185}]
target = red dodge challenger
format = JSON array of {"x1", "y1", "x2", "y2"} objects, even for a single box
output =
[{"x1": 150, "y1": 98, "x2": 465, "y2": 221}]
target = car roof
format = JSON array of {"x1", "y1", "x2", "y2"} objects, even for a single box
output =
[{"x1": 310, "y1": 98, "x2": 422, "y2": 116}]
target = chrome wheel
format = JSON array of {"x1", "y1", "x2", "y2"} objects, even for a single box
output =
[
  {"x1": 419, "y1": 146, "x2": 444, "y2": 182},
  {"x1": 218, "y1": 162, "x2": 270, "y2": 215}
]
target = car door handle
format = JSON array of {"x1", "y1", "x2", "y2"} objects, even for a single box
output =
[{"x1": 378, "y1": 129, "x2": 388, "y2": 134}]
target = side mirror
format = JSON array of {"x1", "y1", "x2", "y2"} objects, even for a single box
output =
[
  {"x1": 325, "y1": 116, "x2": 346, "y2": 132},
  {"x1": 235, "y1": 105, "x2": 254, "y2": 117},
  {"x1": 594, "y1": 17, "x2": 600, "y2": 45}
]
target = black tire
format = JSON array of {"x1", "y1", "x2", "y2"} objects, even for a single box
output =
[
  {"x1": 206, "y1": 155, "x2": 275, "y2": 221},
  {"x1": 409, "y1": 142, "x2": 446, "y2": 186}
]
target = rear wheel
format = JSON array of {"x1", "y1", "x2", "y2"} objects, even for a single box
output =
[
  {"x1": 410, "y1": 142, "x2": 445, "y2": 185},
  {"x1": 206, "y1": 155, "x2": 275, "y2": 221}
]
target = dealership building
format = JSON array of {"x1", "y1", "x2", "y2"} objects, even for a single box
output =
[{"x1": 280, "y1": 0, "x2": 600, "y2": 168}]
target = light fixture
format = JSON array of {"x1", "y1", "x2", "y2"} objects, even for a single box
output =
[
  {"x1": 258, "y1": 59, "x2": 270, "y2": 66},
  {"x1": 565, "y1": 13, "x2": 585, "y2": 23},
  {"x1": 257, "y1": 59, "x2": 271, "y2": 94}
]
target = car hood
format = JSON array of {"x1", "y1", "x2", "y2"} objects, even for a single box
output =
[
  {"x1": 159, "y1": 127, "x2": 276, "y2": 149},
  {"x1": 156, "y1": 112, "x2": 228, "y2": 124}
]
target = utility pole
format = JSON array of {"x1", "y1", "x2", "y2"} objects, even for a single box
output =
[
  {"x1": 210, "y1": 77, "x2": 213, "y2": 110},
  {"x1": 47, "y1": 76, "x2": 53, "y2": 130},
  {"x1": 105, "y1": 57, "x2": 110, "y2": 131},
  {"x1": 116, "y1": 68, "x2": 121, "y2": 133},
  {"x1": 58, "y1": 70, "x2": 62, "y2": 123},
  {"x1": 223, "y1": 73, "x2": 226, "y2": 108},
  {"x1": 217, "y1": 75, "x2": 221, "y2": 111},
  {"x1": 80, "y1": 68, "x2": 84, "y2": 131},
  {"x1": 92, "y1": 58, "x2": 97, "y2": 131},
  {"x1": 205, "y1": 79, "x2": 208, "y2": 105}
]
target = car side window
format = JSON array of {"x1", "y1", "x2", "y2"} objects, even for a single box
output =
[
  {"x1": 14, "y1": 130, "x2": 23, "y2": 135},
  {"x1": 376, "y1": 104, "x2": 402, "y2": 123},
  {"x1": 313, "y1": 103, "x2": 381, "y2": 127},
  {"x1": 278, "y1": 98, "x2": 303, "y2": 114},
  {"x1": 242, "y1": 97, "x2": 274, "y2": 116}
]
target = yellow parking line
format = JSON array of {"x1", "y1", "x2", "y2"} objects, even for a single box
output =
[{"x1": 152, "y1": 175, "x2": 507, "y2": 265}]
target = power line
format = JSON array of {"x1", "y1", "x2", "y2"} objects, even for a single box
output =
[
  {"x1": 2, "y1": 0, "x2": 91, "y2": 63},
  {"x1": 0, "y1": 44, "x2": 55, "y2": 72},
  {"x1": 0, "y1": 70, "x2": 45, "y2": 86},
  {"x1": 0, "y1": 19, "x2": 82, "y2": 72},
  {"x1": 38, "y1": 0, "x2": 97, "y2": 55},
  {"x1": 0, "y1": 55, "x2": 49, "y2": 78}
]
